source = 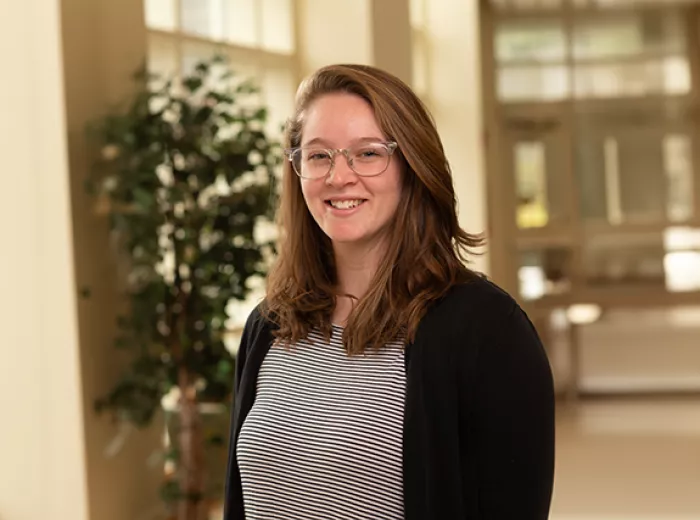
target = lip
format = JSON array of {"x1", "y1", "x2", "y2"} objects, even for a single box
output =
[{"x1": 324, "y1": 198, "x2": 367, "y2": 216}]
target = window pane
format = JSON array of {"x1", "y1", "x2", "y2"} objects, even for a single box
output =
[
  {"x1": 515, "y1": 141, "x2": 549, "y2": 228},
  {"x1": 181, "y1": 41, "x2": 220, "y2": 76},
  {"x1": 573, "y1": 11, "x2": 684, "y2": 60},
  {"x1": 496, "y1": 20, "x2": 566, "y2": 63},
  {"x1": 224, "y1": 0, "x2": 256, "y2": 47},
  {"x1": 584, "y1": 233, "x2": 666, "y2": 288},
  {"x1": 181, "y1": 0, "x2": 225, "y2": 39},
  {"x1": 498, "y1": 65, "x2": 569, "y2": 101},
  {"x1": 665, "y1": 252, "x2": 700, "y2": 292},
  {"x1": 664, "y1": 227, "x2": 700, "y2": 292},
  {"x1": 575, "y1": 135, "x2": 608, "y2": 222},
  {"x1": 145, "y1": 0, "x2": 176, "y2": 31},
  {"x1": 574, "y1": 57, "x2": 690, "y2": 98},
  {"x1": 618, "y1": 134, "x2": 666, "y2": 222},
  {"x1": 261, "y1": 0, "x2": 294, "y2": 53},
  {"x1": 664, "y1": 135, "x2": 694, "y2": 222},
  {"x1": 518, "y1": 247, "x2": 572, "y2": 301}
]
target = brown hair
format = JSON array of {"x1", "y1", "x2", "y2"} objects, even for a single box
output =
[{"x1": 263, "y1": 64, "x2": 485, "y2": 354}]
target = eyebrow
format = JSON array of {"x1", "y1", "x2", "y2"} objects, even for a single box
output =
[{"x1": 301, "y1": 136, "x2": 386, "y2": 147}]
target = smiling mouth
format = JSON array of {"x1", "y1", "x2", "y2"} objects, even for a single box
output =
[{"x1": 326, "y1": 199, "x2": 367, "y2": 209}]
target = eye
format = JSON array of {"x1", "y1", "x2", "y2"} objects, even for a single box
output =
[
  {"x1": 306, "y1": 150, "x2": 331, "y2": 161},
  {"x1": 355, "y1": 146, "x2": 386, "y2": 160}
]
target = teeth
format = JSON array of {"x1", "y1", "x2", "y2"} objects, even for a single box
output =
[{"x1": 329, "y1": 199, "x2": 363, "y2": 209}]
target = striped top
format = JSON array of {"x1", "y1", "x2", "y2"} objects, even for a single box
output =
[{"x1": 236, "y1": 325, "x2": 406, "y2": 520}]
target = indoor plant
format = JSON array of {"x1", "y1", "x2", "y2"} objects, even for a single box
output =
[{"x1": 87, "y1": 55, "x2": 280, "y2": 520}]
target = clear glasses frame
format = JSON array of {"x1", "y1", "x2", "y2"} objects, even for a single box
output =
[{"x1": 284, "y1": 141, "x2": 398, "y2": 179}]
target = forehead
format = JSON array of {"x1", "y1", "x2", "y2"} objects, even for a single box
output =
[{"x1": 301, "y1": 93, "x2": 385, "y2": 146}]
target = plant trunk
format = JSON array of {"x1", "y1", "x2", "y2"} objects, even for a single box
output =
[{"x1": 178, "y1": 370, "x2": 207, "y2": 520}]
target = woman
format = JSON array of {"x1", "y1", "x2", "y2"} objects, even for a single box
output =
[{"x1": 224, "y1": 64, "x2": 555, "y2": 520}]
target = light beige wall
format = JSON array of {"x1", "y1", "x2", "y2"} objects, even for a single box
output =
[
  {"x1": 0, "y1": 0, "x2": 89, "y2": 519},
  {"x1": 59, "y1": 0, "x2": 164, "y2": 519}
]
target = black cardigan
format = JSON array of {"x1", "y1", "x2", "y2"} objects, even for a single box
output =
[{"x1": 223, "y1": 277, "x2": 555, "y2": 519}]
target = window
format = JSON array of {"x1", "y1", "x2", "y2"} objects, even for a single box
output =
[
  {"x1": 144, "y1": 0, "x2": 297, "y2": 138},
  {"x1": 494, "y1": 9, "x2": 690, "y2": 102}
]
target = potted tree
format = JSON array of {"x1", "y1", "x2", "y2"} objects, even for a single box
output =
[{"x1": 87, "y1": 55, "x2": 280, "y2": 520}]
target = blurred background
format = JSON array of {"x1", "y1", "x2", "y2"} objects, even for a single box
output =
[{"x1": 2, "y1": 0, "x2": 700, "y2": 519}]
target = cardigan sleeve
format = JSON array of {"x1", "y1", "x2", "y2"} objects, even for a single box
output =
[
  {"x1": 223, "y1": 306, "x2": 261, "y2": 520},
  {"x1": 470, "y1": 302, "x2": 555, "y2": 519}
]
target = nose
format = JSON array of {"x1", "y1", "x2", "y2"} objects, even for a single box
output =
[{"x1": 325, "y1": 152, "x2": 357, "y2": 187}]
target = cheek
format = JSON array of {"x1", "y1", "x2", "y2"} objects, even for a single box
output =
[{"x1": 300, "y1": 180, "x2": 322, "y2": 215}]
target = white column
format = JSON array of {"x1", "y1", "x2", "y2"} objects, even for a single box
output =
[
  {"x1": 424, "y1": 0, "x2": 490, "y2": 275},
  {"x1": 59, "y1": 1, "x2": 164, "y2": 519},
  {"x1": 0, "y1": 0, "x2": 89, "y2": 518},
  {"x1": 296, "y1": 0, "x2": 412, "y2": 85},
  {"x1": 297, "y1": 0, "x2": 374, "y2": 76}
]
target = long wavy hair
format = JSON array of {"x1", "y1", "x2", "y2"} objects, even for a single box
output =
[{"x1": 263, "y1": 64, "x2": 485, "y2": 354}]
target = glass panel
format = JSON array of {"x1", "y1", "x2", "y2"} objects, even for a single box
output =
[
  {"x1": 518, "y1": 248, "x2": 572, "y2": 301},
  {"x1": 224, "y1": 0, "x2": 257, "y2": 47},
  {"x1": 573, "y1": 57, "x2": 690, "y2": 98},
  {"x1": 618, "y1": 134, "x2": 666, "y2": 223},
  {"x1": 575, "y1": 135, "x2": 608, "y2": 222},
  {"x1": 181, "y1": 42, "x2": 220, "y2": 76},
  {"x1": 584, "y1": 229, "x2": 700, "y2": 291},
  {"x1": 664, "y1": 226, "x2": 700, "y2": 250},
  {"x1": 573, "y1": 11, "x2": 684, "y2": 59},
  {"x1": 584, "y1": 233, "x2": 666, "y2": 288},
  {"x1": 145, "y1": 0, "x2": 176, "y2": 31},
  {"x1": 513, "y1": 136, "x2": 568, "y2": 229},
  {"x1": 575, "y1": 107, "x2": 694, "y2": 224},
  {"x1": 181, "y1": 0, "x2": 225, "y2": 39},
  {"x1": 498, "y1": 65, "x2": 569, "y2": 101},
  {"x1": 664, "y1": 135, "x2": 694, "y2": 222},
  {"x1": 664, "y1": 227, "x2": 700, "y2": 292},
  {"x1": 261, "y1": 0, "x2": 294, "y2": 54},
  {"x1": 495, "y1": 20, "x2": 566, "y2": 63},
  {"x1": 515, "y1": 141, "x2": 549, "y2": 228},
  {"x1": 665, "y1": 252, "x2": 700, "y2": 292}
]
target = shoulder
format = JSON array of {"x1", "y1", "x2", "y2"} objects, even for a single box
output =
[
  {"x1": 417, "y1": 274, "x2": 550, "y2": 387},
  {"x1": 422, "y1": 273, "x2": 520, "y2": 331},
  {"x1": 416, "y1": 273, "x2": 544, "y2": 361},
  {"x1": 242, "y1": 302, "x2": 272, "y2": 333},
  {"x1": 238, "y1": 302, "x2": 276, "y2": 356}
]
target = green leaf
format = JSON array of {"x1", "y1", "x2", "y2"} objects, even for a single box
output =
[{"x1": 183, "y1": 76, "x2": 203, "y2": 93}]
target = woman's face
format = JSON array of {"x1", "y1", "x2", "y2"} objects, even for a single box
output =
[{"x1": 298, "y1": 93, "x2": 402, "y2": 252}]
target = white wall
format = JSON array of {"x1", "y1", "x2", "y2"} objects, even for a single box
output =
[{"x1": 0, "y1": 0, "x2": 89, "y2": 518}]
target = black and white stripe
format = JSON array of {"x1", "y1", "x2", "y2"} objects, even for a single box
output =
[{"x1": 237, "y1": 325, "x2": 406, "y2": 520}]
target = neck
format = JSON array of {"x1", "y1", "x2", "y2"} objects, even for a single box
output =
[{"x1": 333, "y1": 240, "x2": 385, "y2": 299}]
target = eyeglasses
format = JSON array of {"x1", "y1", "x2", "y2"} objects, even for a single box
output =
[{"x1": 285, "y1": 141, "x2": 398, "y2": 180}]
